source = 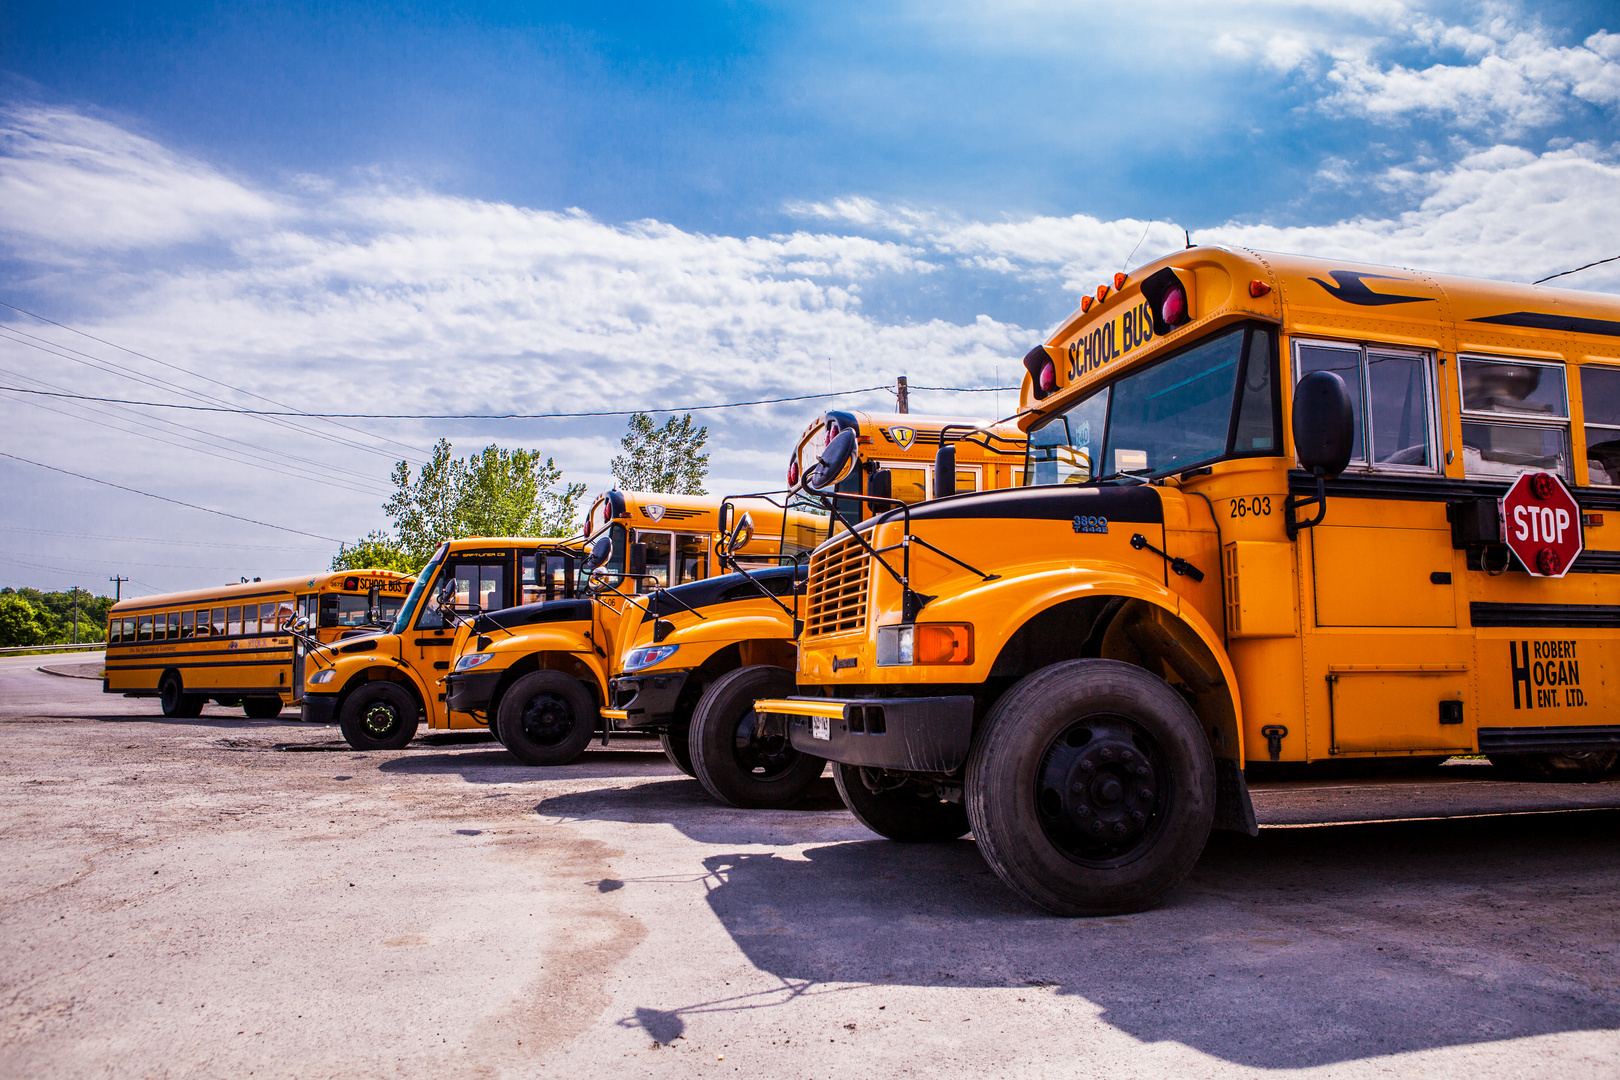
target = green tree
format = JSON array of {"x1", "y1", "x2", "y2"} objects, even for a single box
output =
[
  {"x1": 610, "y1": 413, "x2": 710, "y2": 494},
  {"x1": 330, "y1": 531, "x2": 419, "y2": 574},
  {"x1": 339, "y1": 440, "x2": 587, "y2": 568},
  {"x1": 0, "y1": 594, "x2": 52, "y2": 648}
]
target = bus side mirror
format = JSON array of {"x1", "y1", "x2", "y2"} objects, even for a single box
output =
[
  {"x1": 628, "y1": 542, "x2": 648, "y2": 580},
  {"x1": 722, "y1": 512, "x2": 755, "y2": 557},
  {"x1": 934, "y1": 443, "x2": 957, "y2": 498},
  {"x1": 367, "y1": 584, "x2": 380, "y2": 622},
  {"x1": 581, "y1": 535, "x2": 613, "y2": 574},
  {"x1": 805, "y1": 428, "x2": 857, "y2": 492},
  {"x1": 1292, "y1": 371, "x2": 1354, "y2": 477},
  {"x1": 867, "y1": 468, "x2": 892, "y2": 518},
  {"x1": 435, "y1": 578, "x2": 456, "y2": 608},
  {"x1": 1286, "y1": 370, "x2": 1355, "y2": 538}
]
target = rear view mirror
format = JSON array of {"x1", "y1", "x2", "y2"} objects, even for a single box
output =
[
  {"x1": 1286, "y1": 370, "x2": 1355, "y2": 539},
  {"x1": 804, "y1": 428, "x2": 857, "y2": 492},
  {"x1": 628, "y1": 542, "x2": 648, "y2": 579},
  {"x1": 867, "y1": 468, "x2": 892, "y2": 517},
  {"x1": 1292, "y1": 371, "x2": 1355, "y2": 478},
  {"x1": 934, "y1": 443, "x2": 957, "y2": 498},
  {"x1": 367, "y1": 584, "x2": 380, "y2": 623},
  {"x1": 436, "y1": 577, "x2": 456, "y2": 606},
  {"x1": 723, "y1": 512, "x2": 755, "y2": 556},
  {"x1": 581, "y1": 534, "x2": 613, "y2": 574}
]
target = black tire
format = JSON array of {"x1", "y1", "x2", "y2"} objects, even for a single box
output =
[
  {"x1": 495, "y1": 671, "x2": 595, "y2": 766},
  {"x1": 690, "y1": 665, "x2": 824, "y2": 808},
  {"x1": 1490, "y1": 751, "x2": 1618, "y2": 782},
  {"x1": 338, "y1": 682, "x2": 420, "y2": 750},
  {"x1": 834, "y1": 762, "x2": 970, "y2": 842},
  {"x1": 159, "y1": 673, "x2": 185, "y2": 717},
  {"x1": 966, "y1": 659, "x2": 1216, "y2": 917},
  {"x1": 243, "y1": 698, "x2": 283, "y2": 720},
  {"x1": 660, "y1": 723, "x2": 696, "y2": 777}
]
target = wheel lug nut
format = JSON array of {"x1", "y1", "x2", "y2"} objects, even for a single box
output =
[
  {"x1": 1080, "y1": 759, "x2": 1095, "y2": 771},
  {"x1": 1135, "y1": 765, "x2": 1149, "y2": 777},
  {"x1": 1139, "y1": 788, "x2": 1153, "y2": 800},
  {"x1": 1131, "y1": 810, "x2": 1145, "y2": 823},
  {"x1": 1113, "y1": 822, "x2": 1127, "y2": 834},
  {"x1": 1076, "y1": 806, "x2": 1091, "y2": 817},
  {"x1": 1091, "y1": 821, "x2": 1105, "y2": 834},
  {"x1": 1099, "y1": 748, "x2": 1114, "y2": 761}
]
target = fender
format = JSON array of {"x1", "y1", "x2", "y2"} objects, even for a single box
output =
[
  {"x1": 333, "y1": 657, "x2": 433, "y2": 716},
  {"x1": 847, "y1": 560, "x2": 1245, "y2": 763}
]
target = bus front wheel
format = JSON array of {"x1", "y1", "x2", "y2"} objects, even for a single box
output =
[
  {"x1": 338, "y1": 682, "x2": 419, "y2": 751},
  {"x1": 689, "y1": 665, "x2": 823, "y2": 808},
  {"x1": 495, "y1": 671, "x2": 594, "y2": 766},
  {"x1": 660, "y1": 722, "x2": 696, "y2": 777},
  {"x1": 834, "y1": 763, "x2": 970, "y2": 842},
  {"x1": 966, "y1": 659, "x2": 1215, "y2": 917}
]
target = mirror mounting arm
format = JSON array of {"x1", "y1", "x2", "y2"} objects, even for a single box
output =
[{"x1": 1285, "y1": 470, "x2": 1330, "y2": 540}]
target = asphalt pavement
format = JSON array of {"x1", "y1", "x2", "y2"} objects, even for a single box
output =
[{"x1": 1, "y1": 658, "x2": 1616, "y2": 1078}]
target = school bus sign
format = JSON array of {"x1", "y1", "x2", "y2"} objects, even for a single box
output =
[{"x1": 1502, "y1": 471, "x2": 1582, "y2": 578}]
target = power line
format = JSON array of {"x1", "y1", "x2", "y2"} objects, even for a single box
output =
[
  {"x1": 0, "y1": 451, "x2": 343, "y2": 543},
  {"x1": 0, "y1": 382, "x2": 1016, "y2": 418},
  {"x1": 0, "y1": 524, "x2": 327, "y2": 552},
  {"x1": 1535, "y1": 255, "x2": 1620, "y2": 285},
  {"x1": 0, "y1": 300, "x2": 427, "y2": 463}
]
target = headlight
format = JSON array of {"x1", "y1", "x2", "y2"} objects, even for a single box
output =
[
  {"x1": 454, "y1": 652, "x2": 496, "y2": 672},
  {"x1": 876, "y1": 624, "x2": 972, "y2": 666},
  {"x1": 309, "y1": 668, "x2": 337, "y2": 685},
  {"x1": 623, "y1": 644, "x2": 679, "y2": 672}
]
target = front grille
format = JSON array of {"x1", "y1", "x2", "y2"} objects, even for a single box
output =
[{"x1": 805, "y1": 535, "x2": 870, "y2": 637}]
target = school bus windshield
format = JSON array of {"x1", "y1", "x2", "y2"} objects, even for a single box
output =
[
  {"x1": 390, "y1": 545, "x2": 446, "y2": 634},
  {"x1": 1027, "y1": 323, "x2": 1277, "y2": 484}
]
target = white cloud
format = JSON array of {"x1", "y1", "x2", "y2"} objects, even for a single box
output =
[{"x1": 1322, "y1": 25, "x2": 1620, "y2": 131}]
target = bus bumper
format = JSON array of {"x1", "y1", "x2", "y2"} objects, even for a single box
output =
[
  {"x1": 605, "y1": 670, "x2": 691, "y2": 730},
  {"x1": 445, "y1": 671, "x2": 500, "y2": 714},
  {"x1": 301, "y1": 693, "x2": 339, "y2": 725},
  {"x1": 757, "y1": 695, "x2": 975, "y2": 773}
]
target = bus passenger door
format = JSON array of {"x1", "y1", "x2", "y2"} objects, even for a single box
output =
[
  {"x1": 1295, "y1": 341, "x2": 1473, "y2": 757},
  {"x1": 293, "y1": 593, "x2": 314, "y2": 696},
  {"x1": 415, "y1": 550, "x2": 512, "y2": 724}
]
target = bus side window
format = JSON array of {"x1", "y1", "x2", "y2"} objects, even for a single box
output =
[
  {"x1": 261, "y1": 603, "x2": 278, "y2": 632},
  {"x1": 137, "y1": 615, "x2": 153, "y2": 643},
  {"x1": 109, "y1": 618, "x2": 121, "y2": 645},
  {"x1": 1295, "y1": 340, "x2": 1435, "y2": 471},
  {"x1": 192, "y1": 610, "x2": 209, "y2": 637},
  {"x1": 1459, "y1": 356, "x2": 1570, "y2": 480},
  {"x1": 520, "y1": 554, "x2": 542, "y2": 605},
  {"x1": 678, "y1": 534, "x2": 708, "y2": 583},
  {"x1": 211, "y1": 608, "x2": 227, "y2": 637},
  {"x1": 227, "y1": 606, "x2": 243, "y2": 636},
  {"x1": 181, "y1": 611, "x2": 193, "y2": 638},
  {"x1": 891, "y1": 467, "x2": 928, "y2": 504},
  {"x1": 1580, "y1": 364, "x2": 1620, "y2": 485},
  {"x1": 167, "y1": 612, "x2": 182, "y2": 640},
  {"x1": 244, "y1": 605, "x2": 259, "y2": 636},
  {"x1": 124, "y1": 617, "x2": 137, "y2": 642},
  {"x1": 635, "y1": 531, "x2": 673, "y2": 590}
]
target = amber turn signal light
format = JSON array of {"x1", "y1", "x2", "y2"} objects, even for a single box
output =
[
  {"x1": 915, "y1": 623, "x2": 973, "y2": 665},
  {"x1": 1249, "y1": 279, "x2": 1271, "y2": 297},
  {"x1": 1095, "y1": 284, "x2": 1111, "y2": 303},
  {"x1": 1080, "y1": 296, "x2": 1094, "y2": 313},
  {"x1": 1113, "y1": 272, "x2": 1128, "y2": 290}
]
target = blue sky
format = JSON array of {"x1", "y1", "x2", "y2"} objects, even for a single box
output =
[{"x1": 2, "y1": 1, "x2": 1619, "y2": 594}]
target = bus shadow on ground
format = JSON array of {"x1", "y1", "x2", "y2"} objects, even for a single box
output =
[
  {"x1": 379, "y1": 746, "x2": 684, "y2": 783},
  {"x1": 533, "y1": 777, "x2": 851, "y2": 841},
  {"x1": 684, "y1": 811, "x2": 1620, "y2": 1069}
]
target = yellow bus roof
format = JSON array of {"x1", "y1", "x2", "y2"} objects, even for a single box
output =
[
  {"x1": 1020, "y1": 245, "x2": 1620, "y2": 424},
  {"x1": 793, "y1": 410, "x2": 1025, "y2": 470},
  {"x1": 110, "y1": 568, "x2": 415, "y2": 616}
]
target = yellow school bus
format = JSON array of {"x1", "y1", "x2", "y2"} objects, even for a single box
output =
[
  {"x1": 300, "y1": 538, "x2": 586, "y2": 749},
  {"x1": 442, "y1": 490, "x2": 811, "y2": 766},
  {"x1": 755, "y1": 246, "x2": 1620, "y2": 916},
  {"x1": 104, "y1": 570, "x2": 414, "y2": 718},
  {"x1": 600, "y1": 411, "x2": 1026, "y2": 809}
]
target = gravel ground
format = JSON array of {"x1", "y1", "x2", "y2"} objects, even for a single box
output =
[{"x1": 1, "y1": 654, "x2": 1617, "y2": 1079}]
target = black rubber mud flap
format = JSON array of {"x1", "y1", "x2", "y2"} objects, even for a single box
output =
[{"x1": 1214, "y1": 758, "x2": 1258, "y2": 836}]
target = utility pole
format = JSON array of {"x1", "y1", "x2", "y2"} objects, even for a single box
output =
[
  {"x1": 109, "y1": 575, "x2": 128, "y2": 602},
  {"x1": 896, "y1": 376, "x2": 909, "y2": 414}
]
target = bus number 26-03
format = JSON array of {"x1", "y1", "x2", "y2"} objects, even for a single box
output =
[{"x1": 1230, "y1": 496, "x2": 1272, "y2": 518}]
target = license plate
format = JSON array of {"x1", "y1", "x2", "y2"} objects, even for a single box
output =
[{"x1": 811, "y1": 716, "x2": 830, "y2": 741}]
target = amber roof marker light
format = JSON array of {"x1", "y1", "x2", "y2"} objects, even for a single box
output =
[{"x1": 1249, "y1": 280, "x2": 1271, "y2": 298}]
